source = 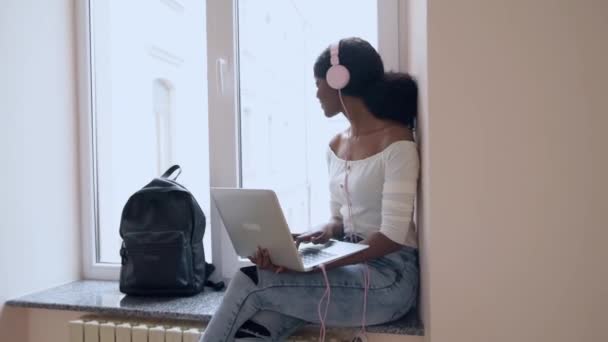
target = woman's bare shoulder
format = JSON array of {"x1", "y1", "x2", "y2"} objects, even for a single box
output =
[
  {"x1": 380, "y1": 125, "x2": 414, "y2": 149},
  {"x1": 329, "y1": 131, "x2": 348, "y2": 153}
]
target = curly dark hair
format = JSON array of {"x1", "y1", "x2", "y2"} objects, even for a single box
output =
[{"x1": 314, "y1": 37, "x2": 418, "y2": 129}]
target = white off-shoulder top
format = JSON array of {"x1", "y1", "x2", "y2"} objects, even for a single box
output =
[{"x1": 327, "y1": 141, "x2": 419, "y2": 248}]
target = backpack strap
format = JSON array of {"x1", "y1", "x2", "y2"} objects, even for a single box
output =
[
  {"x1": 204, "y1": 262, "x2": 225, "y2": 291},
  {"x1": 161, "y1": 165, "x2": 182, "y2": 180},
  {"x1": 205, "y1": 280, "x2": 225, "y2": 291}
]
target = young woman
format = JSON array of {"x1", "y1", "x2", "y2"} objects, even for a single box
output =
[{"x1": 201, "y1": 37, "x2": 420, "y2": 341}]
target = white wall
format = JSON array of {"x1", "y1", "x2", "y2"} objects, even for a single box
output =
[
  {"x1": 0, "y1": 0, "x2": 80, "y2": 340},
  {"x1": 420, "y1": 0, "x2": 608, "y2": 341},
  {"x1": 406, "y1": 0, "x2": 430, "y2": 332}
]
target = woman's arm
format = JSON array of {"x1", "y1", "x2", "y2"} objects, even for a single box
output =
[
  {"x1": 252, "y1": 218, "x2": 345, "y2": 273},
  {"x1": 252, "y1": 231, "x2": 401, "y2": 274},
  {"x1": 316, "y1": 232, "x2": 402, "y2": 271}
]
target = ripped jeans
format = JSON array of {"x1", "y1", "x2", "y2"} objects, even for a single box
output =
[{"x1": 200, "y1": 246, "x2": 419, "y2": 341}]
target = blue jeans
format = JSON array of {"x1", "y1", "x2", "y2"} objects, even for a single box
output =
[{"x1": 200, "y1": 247, "x2": 419, "y2": 341}]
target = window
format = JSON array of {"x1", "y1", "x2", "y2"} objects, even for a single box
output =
[
  {"x1": 238, "y1": 0, "x2": 380, "y2": 234},
  {"x1": 79, "y1": 0, "x2": 406, "y2": 279},
  {"x1": 207, "y1": 0, "x2": 403, "y2": 277},
  {"x1": 153, "y1": 79, "x2": 174, "y2": 175},
  {"x1": 79, "y1": 0, "x2": 210, "y2": 279}
]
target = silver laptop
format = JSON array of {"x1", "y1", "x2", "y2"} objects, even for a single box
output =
[{"x1": 211, "y1": 188, "x2": 368, "y2": 272}]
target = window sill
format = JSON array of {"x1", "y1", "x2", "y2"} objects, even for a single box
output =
[{"x1": 6, "y1": 280, "x2": 424, "y2": 336}]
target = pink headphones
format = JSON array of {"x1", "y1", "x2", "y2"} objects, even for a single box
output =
[{"x1": 326, "y1": 41, "x2": 350, "y2": 90}]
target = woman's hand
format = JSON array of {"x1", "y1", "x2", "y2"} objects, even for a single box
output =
[
  {"x1": 248, "y1": 247, "x2": 292, "y2": 273},
  {"x1": 295, "y1": 226, "x2": 333, "y2": 248}
]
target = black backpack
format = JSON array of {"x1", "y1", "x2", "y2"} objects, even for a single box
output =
[{"x1": 119, "y1": 165, "x2": 224, "y2": 296}]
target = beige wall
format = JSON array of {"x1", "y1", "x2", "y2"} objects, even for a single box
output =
[
  {"x1": 23, "y1": 308, "x2": 423, "y2": 342},
  {"x1": 421, "y1": 0, "x2": 608, "y2": 341},
  {"x1": 0, "y1": 0, "x2": 81, "y2": 340},
  {"x1": 27, "y1": 309, "x2": 82, "y2": 342}
]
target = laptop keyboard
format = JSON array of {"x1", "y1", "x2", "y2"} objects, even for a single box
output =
[{"x1": 299, "y1": 248, "x2": 336, "y2": 266}]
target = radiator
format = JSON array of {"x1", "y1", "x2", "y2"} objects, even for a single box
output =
[
  {"x1": 69, "y1": 317, "x2": 203, "y2": 342},
  {"x1": 69, "y1": 316, "x2": 354, "y2": 341}
]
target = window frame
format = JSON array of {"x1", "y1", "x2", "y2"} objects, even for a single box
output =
[
  {"x1": 78, "y1": 0, "x2": 410, "y2": 280},
  {"x1": 77, "y1": 0, "x2": 119, "y2": 280}
]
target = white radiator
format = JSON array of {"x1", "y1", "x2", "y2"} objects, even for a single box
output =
[
  {"x1": 69, "y1": 318, "x2": 203, "y2": 342},
  {"x1": 69, "y1": 316, "x2": 357, "y2": 341}
]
